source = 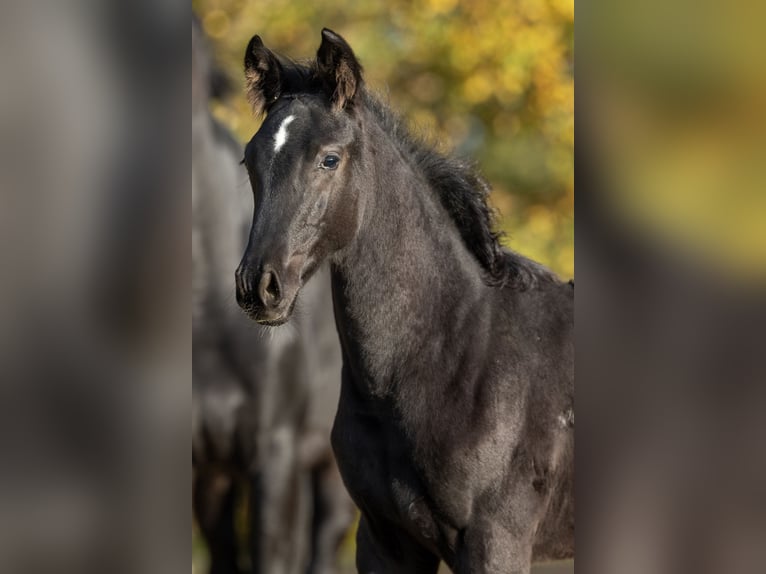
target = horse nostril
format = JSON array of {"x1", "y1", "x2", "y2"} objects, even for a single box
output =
[
  {"x1": 258, "y1": 268, "x2": 282, "y2": 308},
  {"x1": 266, "y1": 273, "x2": 280, "y2": 299}
]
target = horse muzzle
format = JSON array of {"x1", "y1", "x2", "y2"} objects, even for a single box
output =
[{"x1": 235, "y1": 261, "x2": 300, "y2": 326}]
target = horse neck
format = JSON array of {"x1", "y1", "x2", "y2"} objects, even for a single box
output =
[{"x1": 330, "y1": 114, "x2": 490, "y2": 396}]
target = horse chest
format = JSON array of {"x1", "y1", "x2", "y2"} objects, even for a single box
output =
[{"x1": 331, "y1": 398, "x2": 450, "y2": 546}]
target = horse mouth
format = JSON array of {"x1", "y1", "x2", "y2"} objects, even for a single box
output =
[
  {"x1": 239, "y1": 297, "x2": 297, "y2": 327},
  {"x1": 254, "y1": 316, "x2": 290, "y2": 327}
]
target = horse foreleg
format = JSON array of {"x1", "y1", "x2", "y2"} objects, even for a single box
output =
[
  {"x1": 355, "y1": 514, "x2": 440, "y2": 574},
  {"x1": 453, "y1": 519, "x2": 534, "y2": 574}
]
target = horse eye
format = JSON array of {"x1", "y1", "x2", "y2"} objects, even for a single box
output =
[{"x1": 319, "y1": 154, "x2": 340, "y2": 170}]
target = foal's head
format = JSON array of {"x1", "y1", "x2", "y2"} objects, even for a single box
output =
[{"x1": 235, "y1": 29, "x2": 366, "y2": 325}]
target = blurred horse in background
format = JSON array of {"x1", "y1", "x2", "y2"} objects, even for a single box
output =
[{"x1": 192, "y1": 18, "x2": 354, "y2": 574}]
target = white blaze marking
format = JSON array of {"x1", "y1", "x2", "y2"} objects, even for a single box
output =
[{"x1": 273, "y1": 115, "x2": 295, "y2": 153}]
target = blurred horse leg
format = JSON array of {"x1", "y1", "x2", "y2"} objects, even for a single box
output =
[
  {"x1": 194, "y1": 470, "x2": 241, "y2": 574},
  {"x1": 307, "y1": 458, "x2": 356, "y2": 574},
  {"x1": 248, "y1": 427, "x2": 311, "y2": 574}
]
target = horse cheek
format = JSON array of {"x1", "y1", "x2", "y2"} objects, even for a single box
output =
[{"x1": 327, "y1": 186, "x2": 360, "y2": 251}]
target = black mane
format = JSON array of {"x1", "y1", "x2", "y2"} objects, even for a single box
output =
[
  {"x1": 263, "y1": 57, "x2": 558, "y2": 289},
  {"x1": 360, "y1": 92, "x2": 557, "y2": 289}
]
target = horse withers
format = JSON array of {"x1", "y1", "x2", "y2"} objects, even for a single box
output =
[
  {"x1": 192, "y1": 18, "x2": 354, "y2": 574},
  {"x1": 236, "y1": 29, "x2": 574, "y2": 574}
]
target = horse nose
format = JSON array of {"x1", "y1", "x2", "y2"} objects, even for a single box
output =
[
  {"x1": 235, "y1": 262, "x2": 258, "y2": 309},
  {"x1": 235, "y1": 262, "x2": 284, "y2": 312},
  {"x1": 257, "y1": 266, "x2": 283, "y2": 309}
]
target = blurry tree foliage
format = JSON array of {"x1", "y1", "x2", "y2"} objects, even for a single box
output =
[{"x1": 193, "y1": 0, "x2": 574, "y2": 277}]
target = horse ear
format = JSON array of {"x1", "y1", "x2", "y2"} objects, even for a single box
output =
[
  {"x1": 316, "y1": 28, "x2": 363, "y2": 111},
  {"x1": 244, "y1": 35, "x2": 283, "y2": 115}
]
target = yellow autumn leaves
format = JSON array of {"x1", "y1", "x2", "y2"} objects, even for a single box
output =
[{"x1": 193, "y1": 0, "x2": 575, "y2": 278}]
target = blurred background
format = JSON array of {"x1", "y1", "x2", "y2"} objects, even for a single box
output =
[
  {"x1": 581, "y1": 0, "x2": 766, "y2": 282},
  {"x1": 578, "y1": 2, "x2": 766, "y2": 574},
  {"x1": 192, "y1": 0, "x2": 574, "y2": 280}
]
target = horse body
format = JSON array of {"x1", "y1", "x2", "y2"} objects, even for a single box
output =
[
  {"x1": 237, "y1": 29, "x2": 573, "y2": 574},
  {"x1": 328, "y1": 112, "x2": 574, "y2": 571}
]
